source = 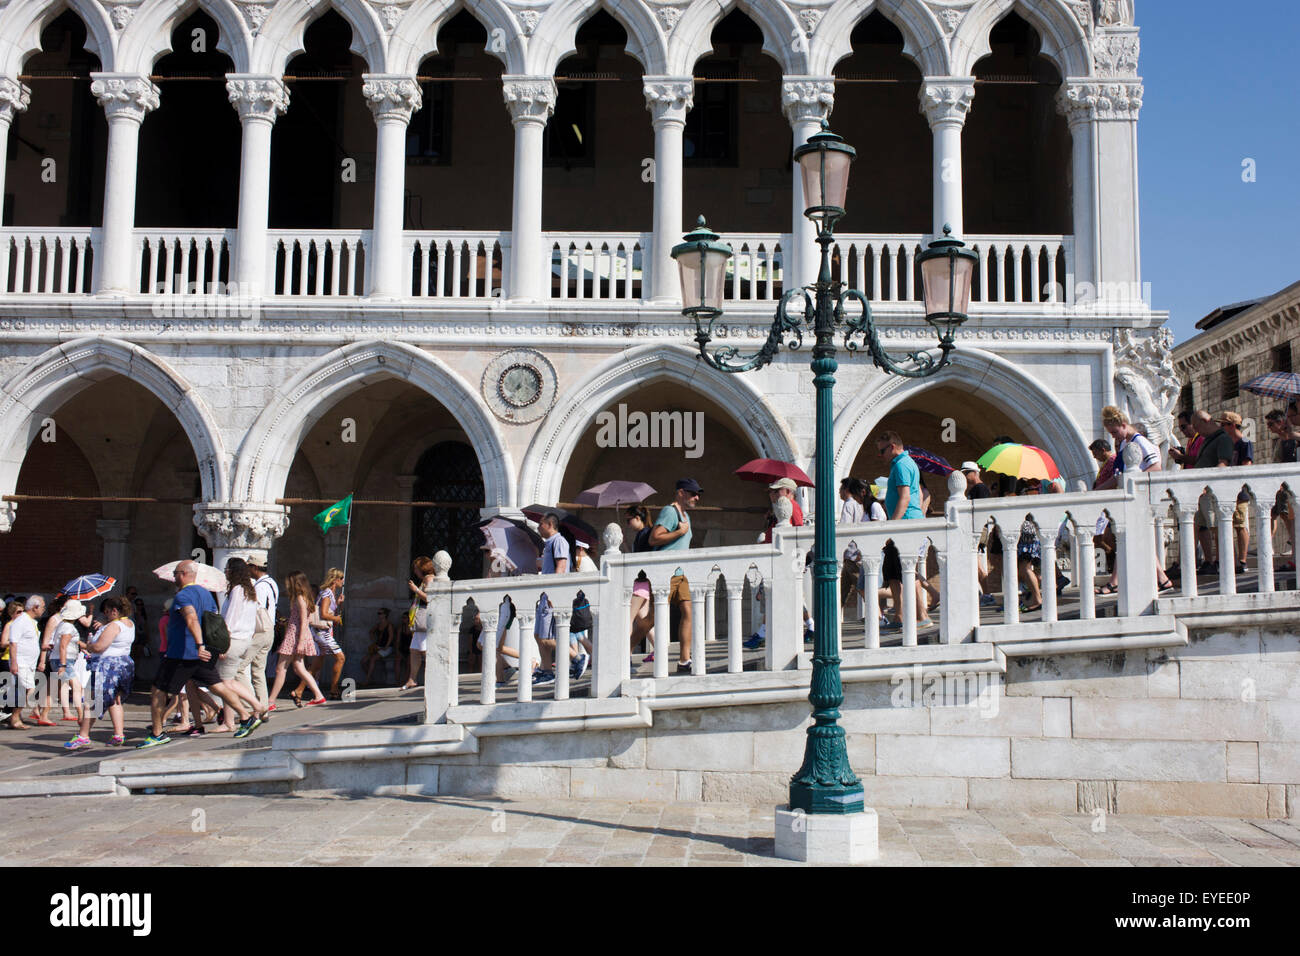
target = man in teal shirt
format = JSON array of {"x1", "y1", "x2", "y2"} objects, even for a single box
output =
[
  {"x1": 876, "y1": 431, "x2": 926, "y2": 631},
  {"x1": 650, "y1": 478, "x2": 700, "y2": 674}
]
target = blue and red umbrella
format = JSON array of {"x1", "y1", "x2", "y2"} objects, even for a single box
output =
[{"x1": 59, "y1": 574, "x2": 116, "y2": 600}]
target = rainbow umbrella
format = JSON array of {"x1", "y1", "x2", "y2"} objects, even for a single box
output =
[{"x1": 977, "y1": 443, "x2": 1061, "y2": 481}]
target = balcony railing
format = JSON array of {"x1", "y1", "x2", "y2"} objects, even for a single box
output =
[
  {"x1": 419, "y1": 463, "x2": 1300, "y2": 722},
  {"x1": 0, "y1": 228, "x2": 1074, "y2": 306}
]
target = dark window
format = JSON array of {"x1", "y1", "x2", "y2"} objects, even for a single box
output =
[
  {"x1": 685, "y1": 79, "x2": 738, "y2": 167},
  {"x1": 1179, "y1": 383, "x2": 1194, "y2": 415},
  {"x1": 545, "y1": 82, "x2": 593, "y2": 167},
  {"x1": 411, "y1": 442, "x2": 485, "y2": 581},
  {"x1": 407, "y1": 82, "x2": 450, "y2": 164},
  {"x1": 1222, "y1": 364, "x2": 1239, "y2": 401},
  {"x1": 1274, "y1": 343, "x2": 1293, "y2": 374}
]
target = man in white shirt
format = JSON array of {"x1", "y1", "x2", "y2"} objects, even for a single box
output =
[
  {"x1": 7, "y1": 595, "x2": 45, "y2": 729},
  {"x1": 1098, "y1": 406, "x2": 1175, "y2": 593},
  {"x1": 244, "y1": 561, "x2": 280, "y2": 713}
]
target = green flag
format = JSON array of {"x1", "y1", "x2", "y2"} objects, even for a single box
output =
[{"x1": 313, "y1": 494, "x2": 353, "y2": 535}]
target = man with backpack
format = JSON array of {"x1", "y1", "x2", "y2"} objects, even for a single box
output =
[{"x1": 138, "y1": 561, "x2": 261, "y2": 748}]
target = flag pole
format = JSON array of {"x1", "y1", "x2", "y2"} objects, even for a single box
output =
[{"x1": 340, "y1": 496, "x2": 353, "y2": 600}]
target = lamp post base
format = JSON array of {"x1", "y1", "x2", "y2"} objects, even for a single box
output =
[{"x1": 774, "y1": 805, "x2": 879, "y2": 864}]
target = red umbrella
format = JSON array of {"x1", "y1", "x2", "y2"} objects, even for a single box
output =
[{"x1": 734, "y1": 458, "x2": 814, "y2": 488}]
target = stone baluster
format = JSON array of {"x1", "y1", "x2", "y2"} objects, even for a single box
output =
[
  {"x1": 690, "y1": 588, "x2": 706, "y2": 675},
  {"x1": 919, "y1": 78, "x2": 975, "y2": 238},
  {"x1": 363, "y1": 75, "x2": 422, "y2": 297},
  {"x1": 1215, "y1": 499, "x2": 1238, "y2": 596},
  {"x1": 863, "y1": 554, "x2": 882, "y2": 649},
  {"x1": 552, "y1": 609, "x2": 572, "y2": 700},
  {"x1": 515, "y1": 609, "x2": 534, "y2": 702},
  {"x1": 726, "y1": 583, "x2": 745, "y2": 673},
  {"x1": 1076, "y1": 526, "x2": 1097, "y2": 619},
  {"x1": 91, "y1": 74, "x2": 161, "y2": 293},
  {"x1": 781, "y1": 77, "x2": 835, "y2": 287},
  {"x1": 651, "y1": 586, "x2": 670, "y2": 680},
  {"x1": 998, "y1": 526, "x2": 1021, "y2": 625},
  {"x1": 1038, "y1": 526, "x2": 1060, "y2": 623},
  {"x1": 226, "y1": 75, "x2": 289, "y2": 297},
  {"x1": 643, "y1": 77, "x2": 692, "y2": 302},
  {"x1": 1176, "y1": 504, "x2": 1198, "y2": 598},
  {"x1": 1254, "y1": 499, "x2": 1275, "y2": 594},
  {"x1": 704, "y1": 581, "x2": 717, "y2": 643},
  {"x1": 479, "y1": 611, "x2": 498, "y2": 705},
  {"x1": 899, "y1": 553, "x2": 919, "y2": 647},
  {"x1": 503, "y1": 77, "x2": 556, "y2": 302}
]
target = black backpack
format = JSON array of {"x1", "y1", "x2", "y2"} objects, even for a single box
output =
[
  {"x1": 202, "y1": 610, "x2": 231, "y2": 655},
  {"x1": 570, "y1": 591, "x2": 594, "y2": 634},
  {"x1": 632, "y1": 527, "x2": 653, "y2": 553}
]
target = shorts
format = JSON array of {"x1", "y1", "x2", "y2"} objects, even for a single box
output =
[
  {"x1": 882, "y1": 541, "x2": 902, "y2": 584},
  {"x1": 668, "y1": 575, "x2": 691, "y2": 604},
  {"x1": 14, "y1": 664, "x2": 36, "y2": 692},
  {"x1": 1195, "y1": 492, "x2": 1216, "y2": 529},
  {"x1": 216, "y1": 637, "x2": 253, "y2": 683},
  {"x1": 312, "y1": 629, "x2": 342, "y2": 655},
  {"x1": 85, "y1": 656, "x2": 134, "y2": 717},
  {"x1": 409, "y1": 631, "x2": 428, "y2": 653},
  {"x1": 1232, "y1": 501, "x2": 1249, "y2": 530},
  {"x1": 632, "y1": 579, "x2": 651, "y2": 600},
  {"x1": 155, "y1": 656, "x2": 223, "y2": 696}
]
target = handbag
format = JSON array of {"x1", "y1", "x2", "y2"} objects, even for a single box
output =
[{"x1": 413, "y1": 606, "x2": 429, "y2": 632}]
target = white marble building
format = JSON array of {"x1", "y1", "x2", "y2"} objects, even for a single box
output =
[{"x1": 0, "y1": 0, "x2": 1174, "y2": 599}]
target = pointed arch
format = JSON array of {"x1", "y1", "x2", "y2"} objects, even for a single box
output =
[
  {"x1": 0, "y1": 337, "x2": 230, "y2": 505},
  {"x1": 833, "y1": 346, "x2": 1094, "y2": 487},
  {"x1": 521, "y1": 343, "x2": 800, "y2": 507},
  {"x1": 526, "y1": 0, "x2": 667, "y2": 76},
  {"x1": 952, "y1": 0, "x2": 1091, "y2": 78},
  {"x1": 115, "y1": 0, "x2": 250, "y2": 74},
  {"x1": 251, "y1": 0, "x2": 386, "y2": 75},
  {"x1": 0, "y1": 0, "x2": 116, "y2": 75},
  {"x1": 231, "y1": 340, "x2": 514, "y2": 509},
  {"x1": 388, "y1": 0, "x2": 524, "y2": 75},
  {"x1": 813, "y1": 0, "x2": 950, "y2": 77}
]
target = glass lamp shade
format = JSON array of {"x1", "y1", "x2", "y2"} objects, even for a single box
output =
[
  {"x1": 671, "y1": 217, "x2": 733, "y2": 313},
  {"x1": 792, "y1": 123, "x2": 856, "y2": 219},
  {"x1": 918, "y1": 226, "x2": 977, "y2": 341}
]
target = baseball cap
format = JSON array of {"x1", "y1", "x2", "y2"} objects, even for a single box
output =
[
  {"x1": 960, "y1": 461, "x2": 980, "y2": 473},
  {"x1": 768, "y1": 477, "x2": 797, "y2": 492},
  {"x1": 676, "y1": 478, "x2": 703, "y2": 494},
  {"x1": 1215, "y1": 411, "x2": 1243, "y2": 426}
]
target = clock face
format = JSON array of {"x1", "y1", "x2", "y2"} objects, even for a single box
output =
[{"x1": 499, "y1": 364, "x2": 543, "y2": 408}]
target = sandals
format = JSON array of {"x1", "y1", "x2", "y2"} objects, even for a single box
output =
[
  {"x1": 1157, "y1": 580, "x2": 1177, "y2": 593},
  {"x1": 289, "y1": 691, "x2": 304, "y2": 708},
  {"x1": 1094, "y1": 584, "x2": 1118, "y2": 596}
]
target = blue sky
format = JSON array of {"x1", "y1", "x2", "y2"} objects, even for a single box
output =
[{"x1": 1139, "y1": 2, "x2": 1300, "y2": 344}]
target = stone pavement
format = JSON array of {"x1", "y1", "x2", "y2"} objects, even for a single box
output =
[{"x1": 4, "y1": 794, "x2": 1299, "y2": 866}]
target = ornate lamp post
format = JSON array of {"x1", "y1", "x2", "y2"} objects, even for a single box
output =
[{"x1": 672, "y1": 121, "x2": 976, "y2": 816}]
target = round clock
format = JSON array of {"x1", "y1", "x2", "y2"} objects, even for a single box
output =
[{"x1": 482, "y1": 349, "x2": 558, "y2": 424}]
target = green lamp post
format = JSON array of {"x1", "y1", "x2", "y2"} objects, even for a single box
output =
[{"x1": 672, "y1": 121, "x2": 977, "y2": 815}]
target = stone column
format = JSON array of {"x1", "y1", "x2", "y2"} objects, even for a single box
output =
[
  {"x1": 1176, "y1": 504, "x2": 1198, "y2": 598},
  {"x1": 1254, "y1": 500, "x2": 1275, "y2": 593},
  {"x1": 998, "y1": 527, "x2": 1020, "y2": 625},
  {"x1": 363, "y1": 75, "x2": 422, "y2": 298},
  {"x1": 863, "y1": 554, "x2": 882, "y2": 649},
  {"x1": 503, "y1": 77, "x2": 556, "y2": 302},
  {"x1": 643, "y1": 77, "x2": 692, "y2": 302},
  {"x1": 781, "y1": 78, "x2": 835, "y2": 288},
  {"x1": 725, "y1": 583, "x2": 745, "y2": 673},
  {"x1": 0, "y1": 78, "x2": 31, "y2": 226},
  {"x1": 1215, "y1": 500, "x2": 1238, "y2": 596},
  {"x1": 192, "y1": 502, "x2": 291, "y2": 571},
  {"x1": 1056, "y1": 80, "x2": 1098, "y2": 297},
  {"x1": 96, "y1": 518, "x2": 131, "y2": 584},
  {"x1": 90, "y1": 74, "x2": 160, "y2": 293},
  {"x1": 552, "y1": 609, "x2": 572, "y2": 699},
  {"x1": 918, "y1": 78, "x2": 975, "y2": 238},
  {"x1": 515, "y1": 608, "x2": 534, "y2": 701},
  {"x1": 1037, "y1": 527, "x2": 1059, "y2": 623},
  {"x1": 899, "y1": 553, "x2": 919, "y2": 647},
  {"x1": 1075, "y1": 527, "x2": 1097, "y2": 619},
  {"x1": 479, "y1": 610, "x2": 498, "y2": 705},
  {"x1": 395, "y1": 474, "x2": 417, "y2": 580},
  {"x1": 690, "y1": 590, "x2": 706, "y2": 675},
  {"x1": 651, "y1": 586, "x2": 670, "y2": 680},
  {"x1": 226, "y1": 75, "x2": 289, "y2": 297}
]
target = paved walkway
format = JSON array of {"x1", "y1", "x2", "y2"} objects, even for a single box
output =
[{"x1": 4, "y1": 795, "x2": 1299, "y2": 866}]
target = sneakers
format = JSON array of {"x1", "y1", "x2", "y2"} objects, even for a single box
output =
[
  {"x1": 234, "y1": 715, "x2": 262, "y2": 739},
  {"x1": 497, "y1": 665, "x2": 518, "y2": 687},
  {"x1": 979, "y1": 593, "x2": 996, "y2": 607},
  {"x1": 109, "y1": 735, "x2": 125, "y2": 747},
  {"x1": 677, "y1": 660, "x2": 693, "y2": 674},
  {"x1": 63, "y1": 736, "x2": 91, "y2": 751},
  {"x1": 136, "y1": 734, "x2": 172, "y2": 750},
  {"x1": 305, "y1": 697, "x2": 328, "y2": 706},
  {"x1": 570, "y1": 653, "x2": 589, "y2": 680},
  {"x1": 743, "y1": 633, "x2": 764, "y2": 649},
  {"x1": 880, "y1": 619, "x2": 902, "y2": 632},
  {"x1": 532, "y1": 669, "x2": 555, "y2": 685}
]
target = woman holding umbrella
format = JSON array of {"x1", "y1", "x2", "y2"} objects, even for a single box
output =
[{"x1": 63, "y1": 596, "x2": 136, "y2": 749}]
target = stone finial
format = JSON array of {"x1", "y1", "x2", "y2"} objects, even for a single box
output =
[
  {"x1": 946, "y1": 470, "x2": 968, "y2": 498},
  {"x1": 773, "y1": 496, "x2": 794, "y2": 527},
  {"x1": 601, "y1": 522, "x2": 623, "y2": 555},
  {"x1": 432, "y1": 550, "x2": 453, "y2": 580}
]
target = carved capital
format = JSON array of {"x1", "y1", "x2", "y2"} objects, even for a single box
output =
[
  {"x1": 643, "y1": 76, "x2": 694, "y2": 124},
  {"x1": 919, "y1": 78, "x2": 976, "y2": 127},
  {"x1": 1058, "y1": 78, "x2": 1143, "y2": 121},
  {"x1": 781, "y1": 78, "x2": 835, "y2": 126},
  {"x1": 90, "y1": 73, "x2": 161, "y2": 123},
  {"x1": 362, "y1": 74, "x2": 423, "y2": 123},
  {"x1": 0, "y1": 77, "x2": 32, "y2": 125},
  {"x1": 226, "y1": 75, "x2": 290, "y2": 123},
  {"x1": 95, "y1": 518, "x2": 131, "y2": 544},
  {"x1": 503, "y1": 76, "x2": 557, "y2": 123},
  {"x1": 193, "y1": 502, "x2": 290, "y2": 552}
]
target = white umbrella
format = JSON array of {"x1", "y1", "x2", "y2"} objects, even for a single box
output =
[{"x1": 153, "y1": 560, "x2": 226, "y2": 593}]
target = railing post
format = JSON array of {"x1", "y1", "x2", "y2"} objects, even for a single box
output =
[
  {"x1": 592, "y1": 569, "x2": 625, "y2": 698},
  {"x1": 422, "y1": 578, "x2": 454, "y2": 723},
  {"x1": 479, "y1": 611, "x2": 498, "y2": 705},
  {"x1": 863, "y1": 555, "x2": 882, "y2": 649},
  {"x1": 691, "y1": 589, "x2": 706, "y2": 675},
  {"x1": 553, "y1": 609, "x2": 572, "y2": 700},
  {"x1": 1038, "y1": 526, "x2": 1060, "y2": 623},
  {"x1": 998, "y1": 526, "x2": 1021, "y2": 625},
  {"x1": 1076, "y1": 527, "x2": 1097, "y2": 619},
  {"x1": 1254, "y1": 500, "x2": 1275, "y2": 593},
  {"x1": 705, "y1": 583, "x2": 717, "y2": 643},
  {"x1": 1215, "y1": 499, "x2": 1238, "y2": 596},
  {"x1": 941, "y1": 484, "x2": 978, "y2": 645},
  {"x1": 651, "y1": 587, "x2": 670, "y2": 680},
  {"x1": 726, "y1": 583, "x2": 745, "y2": 673},
  {"x1": 516, "y1": 609, "x2": 534, "y2": 702},
  {"x1": 899, "y1": 553, "x2": 919, "y2": 647},
  {"x1": 1117, "y1": 488, "x2": 1157, "y2": 617},
  {"x1": 1176, "y1": 504, "x2": 1199, "y2": 598},
  {"x1": 766, "y1": 540, "x2": 802, "y2": 671}
]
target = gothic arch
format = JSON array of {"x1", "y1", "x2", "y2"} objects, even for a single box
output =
[
  {"x1": 520, "y1": 342, "x2": 800, "y2": 506},
  {"x1": 115, "y1": 0, "x2": 250, "y2": 74},
  {"x1": 812, "y1": 0, "x2": 950, "y2": 78},
  {"x1": 833, "y1": 346, "x2": 1094, "y2": 486},
  {"x1": 231, "y1": 340, "x2": 514, "y2": 509},
  {"x1": 251, "y1": 0, "x2": 387, "y2": 75},
  {"x1": 388, "y1": 0, "x2": 524, "y2": 75},
  {"x1": 670, "y1": 0, "x2": 804, "y2": 76},
  {"x1": 0, "y1": 337, "x2": 230, "y2": 506},
  {"x1": 0, "y1": 0, "x2": 115, "y2": 75},
  {"x1": 526, "y1": 0, "x2": 667, "y2": 76},
  {"x1": 951, "y1": 0, "x2": 1091, "y2": 78}
]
